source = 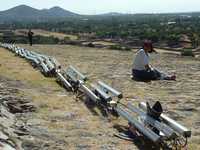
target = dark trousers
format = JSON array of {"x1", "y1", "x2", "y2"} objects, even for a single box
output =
[
  {"x1": 29, "y1": 37, "x2": 32, "y2": 46},
  {"x1": 132, "y1": 69, "x2": 162, "y2": 81}
]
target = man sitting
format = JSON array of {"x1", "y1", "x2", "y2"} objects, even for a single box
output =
[{"x1": 132, "y1": 40, "x2": 176, "y2": 81}]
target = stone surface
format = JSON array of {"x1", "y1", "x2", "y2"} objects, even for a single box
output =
[{"x1": 1, "y1": 45, "x2": 200, "y2": 149}]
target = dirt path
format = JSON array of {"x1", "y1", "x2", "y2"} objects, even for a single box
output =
[{"x1": 1, "y1": 44, "x2": 200, "y2": 149}]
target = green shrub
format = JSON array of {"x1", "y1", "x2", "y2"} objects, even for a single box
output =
[
  {"x1": 33, "y1": 35, "x2": 59, "y2": 44},
  {"x1": 109, "y1": 45, "x2": 122, "y2": 50},
  {"x1": 109, "y1": 45, "x2": 131, "y2": 51},
  {"x1": 181, "y1": 49, "x2": 195, "y2": 57},
  {"x1": 64, "y1": 36, "x2": 70, "y2": 41}
]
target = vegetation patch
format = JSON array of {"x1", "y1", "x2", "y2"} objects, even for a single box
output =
[
  {"x1": 181, "y1": 49, "x2": 195, "y2": 57},
  {"x1": 109, "y1": 45, "x2": 131, "y2": 51}
]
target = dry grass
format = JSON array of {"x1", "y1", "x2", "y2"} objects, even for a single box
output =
[{"x1": 1, "y1": 44, "x2": 200, "y2": 149}]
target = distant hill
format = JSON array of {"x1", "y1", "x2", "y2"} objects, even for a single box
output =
[
  {"x1": 0, "y1": 5, "x2": 79, "y2": 22},
  {"x1": 1, "y1": 5, "x2": 200, "y2": 23}
]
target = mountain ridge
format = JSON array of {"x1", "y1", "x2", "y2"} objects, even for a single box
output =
[
  {"x1": 1, "y1": 5, "x2": 200, "y2": 23},
  {"x1": 0, "y1": 5, "x2": 79, "y2": 22}
]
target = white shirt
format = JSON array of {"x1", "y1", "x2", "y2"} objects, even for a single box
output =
[{"x1": 133, "y1": 49, "x2": 149, "y2": 70}]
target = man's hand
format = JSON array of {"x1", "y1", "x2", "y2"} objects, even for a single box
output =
[{"x1": 145, "y1": 64, "x2": 153, "y2": 71}]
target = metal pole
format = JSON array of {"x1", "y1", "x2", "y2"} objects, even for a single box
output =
[
  {"x1": 56, "y1": 72, "x2": 72, "y2": 89},
  {"x1": 97, "y1": 81, "x2": 123, "y2": 98},
  {"x1": 115, "y1": 106, "x2": 161, "y2": 143},
  {"x1": 127, "y1": 103, "x2": 177, "y2": 139},
  {"x1": 80, "y1": 83, "x2": 100, "y2": 102},
  {"x1": 139, "y1": 102, "x2": 191, "y2": 138}
]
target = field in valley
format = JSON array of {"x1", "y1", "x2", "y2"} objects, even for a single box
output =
[{"x1": 15, "y1": 29, "x2": 78, "y2": 40}]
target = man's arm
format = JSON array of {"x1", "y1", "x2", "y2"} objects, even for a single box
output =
[
  {"x1": 145, "y1": 64, "x2": 152, "y2": 71},
  {"x1": 144, "y1": 56, "x2": 152, "y2": 71}
]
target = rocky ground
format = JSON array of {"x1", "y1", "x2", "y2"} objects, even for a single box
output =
[
  {"x1": 0, "y1": 44, "x2": 200, "y2": 149},
  {"x1": 0, "y1": 75, "x2": 36, "y2": 149}
]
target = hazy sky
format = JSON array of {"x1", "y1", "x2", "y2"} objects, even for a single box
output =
[{"x1": 1, "y1": 0, "x2": 200, "y2": 15}]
